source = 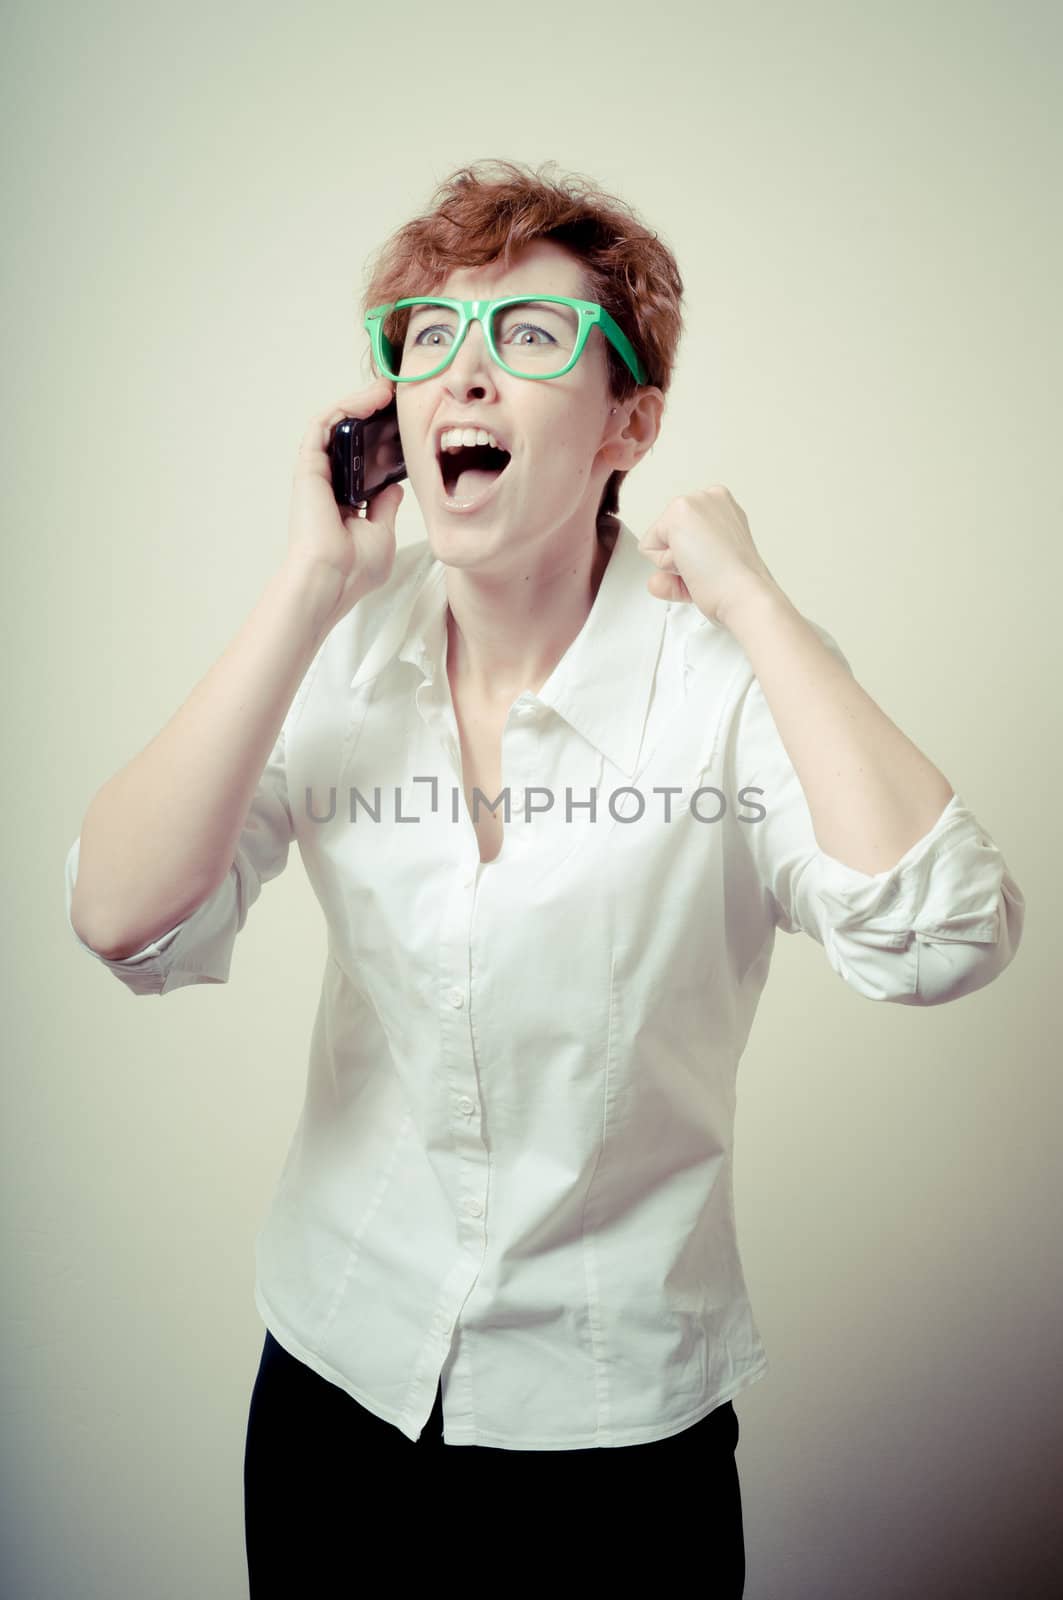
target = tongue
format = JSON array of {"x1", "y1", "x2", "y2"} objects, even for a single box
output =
[{"x1": 452, "y1": 465, "x2": 503, "y2": 500}]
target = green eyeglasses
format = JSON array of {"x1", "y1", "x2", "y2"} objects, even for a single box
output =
[{"x1": 364, "y1": 295, "x2": 647, "y2": 385}]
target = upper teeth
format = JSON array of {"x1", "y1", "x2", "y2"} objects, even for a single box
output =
[{"x1": 439, "y1": 427, "x2": 505, "y2": 452}]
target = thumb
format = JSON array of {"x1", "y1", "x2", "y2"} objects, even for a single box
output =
[
  {"x1": 368, "y1": 479, "x2": 405, "y2": 527},
  {"x1": 341, "y1": 481, "x2": 404, "y2": 540}
]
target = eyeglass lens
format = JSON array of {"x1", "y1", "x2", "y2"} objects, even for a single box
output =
[{"x1": 382, "y1": 300, "x2": 581, "y2": 379}]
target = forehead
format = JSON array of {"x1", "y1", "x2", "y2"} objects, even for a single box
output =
[{"x1": 437, "y1": 237, "x2": 587, "y2": 301}]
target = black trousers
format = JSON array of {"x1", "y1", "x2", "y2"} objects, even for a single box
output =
[{"x1": 244, "y1": 1328, "x2": 746, "y2": 1595}]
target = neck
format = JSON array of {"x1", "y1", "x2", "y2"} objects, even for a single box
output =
[{"x1": 445, "y1": 518, "x2": 619, "y2": 706}]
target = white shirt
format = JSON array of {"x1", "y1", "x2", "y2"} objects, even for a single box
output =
[{"x1": 64, "y1": 517, "x2": 1025, "y2": 1449}]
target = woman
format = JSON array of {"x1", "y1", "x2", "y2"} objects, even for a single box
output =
[{"x1": 64, "y1": 160, "x2": 1025, "y2": 1595}]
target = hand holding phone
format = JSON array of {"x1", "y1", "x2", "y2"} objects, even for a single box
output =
[{"x1": 285, "y1": 376, "x2": 406, "y2": 639}]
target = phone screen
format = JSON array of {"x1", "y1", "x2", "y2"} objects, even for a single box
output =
[{"x1": 361, "y1": 399, "x2": 405, "y2": 496}]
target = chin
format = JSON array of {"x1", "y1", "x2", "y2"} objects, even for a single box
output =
[{"x1": 422, "y1": 518, "x2": 500, "y2": 561}]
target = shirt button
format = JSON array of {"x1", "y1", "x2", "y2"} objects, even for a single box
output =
[
  {"x1": 462, "y1": 1197, "x2": 483, "y2": 1217},
  {"x1": 448, "y1": 987, "x2": 464, "y2": 1008},
  {"x1": 458, "y1": 1096, "x2": 475, "y2": 1115}
]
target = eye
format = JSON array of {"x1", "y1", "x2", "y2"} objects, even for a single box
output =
[
  {"x1": 504, "y1": 322, "x2": 555, "y2": 346},
  {"x1": 413, "y1": 323, "x2": 454, "y2": 347}
]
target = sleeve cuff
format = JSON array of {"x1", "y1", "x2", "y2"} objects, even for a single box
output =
[
  {"x1": 64, "y1": 836, "x2": 200, "y2": 994},
  {"x1": 801, "y1": 793, "x2": 1005, "y2": 944}
]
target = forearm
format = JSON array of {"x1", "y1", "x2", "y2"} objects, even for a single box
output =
[
  {"x1": 70, "y1": 557, "x2": 338, "y2": 958},
  {"x1": 720, "y1": 577, "x2": 955, "y2": 876}
]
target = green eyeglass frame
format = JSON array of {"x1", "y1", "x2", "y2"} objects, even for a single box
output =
[{"x1": 364, "y1": 294, "x2": 648, "y2": 385}]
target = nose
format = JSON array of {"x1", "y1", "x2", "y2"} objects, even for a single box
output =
[{"x1": 443, "y1": 314, "x2": 498, "y2": 393}]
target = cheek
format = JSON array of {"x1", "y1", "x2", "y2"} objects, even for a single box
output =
[
  {"x1": 532, "y1": 438, "x2": 587, "y2": 491},
  {"x1": 562, "y1": 429, "x2": 602, "y2": 482},
  {"x1": 396, "y1": 404, "x2": 427, "y2": 474},
  {"x1": 544, "y1": 406, "x2": 599, "y2": 472},
  {"x1": 396, "y1": 392, "x2": 426, "y2": 436}
]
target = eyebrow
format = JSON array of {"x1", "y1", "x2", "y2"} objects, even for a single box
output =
[{"x1": 493, "y1": 299, "x2": 579, "y2": 322}]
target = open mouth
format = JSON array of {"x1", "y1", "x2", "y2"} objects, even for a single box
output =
[{"x1": 437, "y1": 442, "x2": 512, "y2": 505}]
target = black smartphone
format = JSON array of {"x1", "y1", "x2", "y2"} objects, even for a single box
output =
[{"x1": 328, "y1": 397, "x2": 407, "y2": 512}]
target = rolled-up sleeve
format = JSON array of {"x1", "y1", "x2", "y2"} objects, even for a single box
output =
[
  {"x1": 731, "y1": 628, "x2": 1026, "y2": 1005},
  {"x1": 64, "y1": 721, "x2": 295, "y2": 998}
]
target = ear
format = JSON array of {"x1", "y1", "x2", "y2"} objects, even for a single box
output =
[{"x1": 600, "y1": 387, "x2": 665, "y2": 470}]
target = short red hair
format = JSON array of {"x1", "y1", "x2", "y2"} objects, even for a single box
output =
[{"x1": 359, "y1": 158, "x2": 685, "y2": 525}]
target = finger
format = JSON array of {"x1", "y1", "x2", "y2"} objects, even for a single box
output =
[
  {"x1": 300, "y1": 377, "x2": 395, "y2": 456},
  {"x1": 319, "y1": 375, "x2": 395, "y2": 430},
  {"x1": 639, "y1": 544, "x2": 678, "y2": 572},
  {"x1": 637, "y1": 521, "x2": 671, "y2": 555},
  {"x1": 366, "y1": 480, "x2": 404, "y2": 523},
  {"x1": 298, "y1": 378, "x2": 397, "y2": 470},
  {"x1": 647, "y1": 571, "x2": 693, "y2": 603}
]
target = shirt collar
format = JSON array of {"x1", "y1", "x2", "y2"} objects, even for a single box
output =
[{"x1": 349, "y1": 518, "x2": 668, "y2": 779}]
